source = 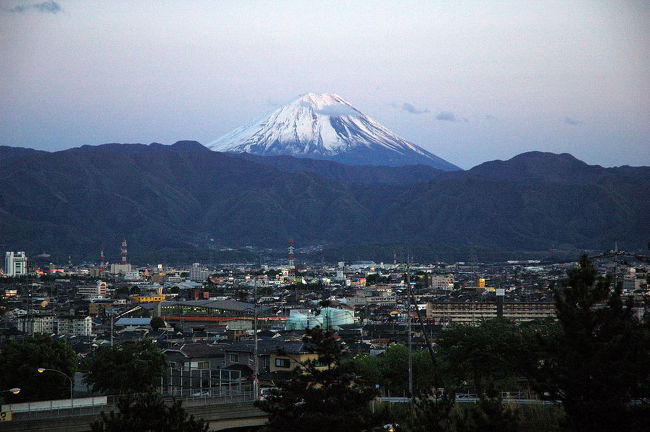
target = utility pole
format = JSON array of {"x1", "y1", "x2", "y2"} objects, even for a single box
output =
[
  {"x1": 253, "y1": 278, "x2": 259, "y2": 399},
  {"x1": 406, "y1": 258, "x2": 413, "y2": 397}
]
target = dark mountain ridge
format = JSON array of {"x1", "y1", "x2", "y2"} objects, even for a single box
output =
[
  {"x1": 1, "y1": 142, "x2": 648, "y2": 262},
  {"x1": 468, "y1": 151, "x2": 650, "y2": 184}
]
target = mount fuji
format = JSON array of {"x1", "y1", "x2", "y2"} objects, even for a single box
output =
[{"x1": 209, "y1": 93, "x2": 460, "y2": 170}]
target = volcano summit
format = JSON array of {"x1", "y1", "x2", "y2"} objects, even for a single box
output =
[{"x1": 209, "y1": 93, "x2": 459, "y2": 170}]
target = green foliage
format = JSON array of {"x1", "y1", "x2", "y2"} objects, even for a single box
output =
[
  {"x1": 150, "y1": 316, "x2": 165, "y2": 331},
  {"x1": 348, "y1": 344, "x2": 435, "y2": 396},
  {"x1": 460, "y1": 391, "x2": 519, "y2": 432},
  {"x1": 257, "y1": 286, "x2": 274, "y2": 296},
  {"x1": 91, "y1": 392, "x2": 207, "y2": 432},
  {"x1": 409, "y1": 391, "x2": 460, "y2": 432},
  {"x1": 407, "y1": 389, "x2": 521, "y2": 432},
  {"x1": 83, "y1": 340, "x2": 167, "y2": 395},
  {"x1": 515, "y1": 405, "x2": 564, "y2": 432},
  {"x1": 530, "y1": 254, "x2": 650, "y2": 432},
  {"x1": 114, "y1": 286, "x2": 129, "y2": 296},
  {"x1": 257, "y1": 326, "x2": 379, "y2": 432},
  {"x1": 435, "y1": 319, "x2": 557, "y2": 395},
  {"x1": 366, "y1": 273, "x2": 389, "y2": 286},
  {"x1": 0, "y1": 334, "x2": 77, "y2": 402}
]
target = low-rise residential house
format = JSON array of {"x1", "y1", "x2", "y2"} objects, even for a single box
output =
[
  {"x1": 163, "y1": 343, "x2": 226, "y2": 371},
  {"x1": 224, "y1": 339, "x2": 324, "y2": 374}
]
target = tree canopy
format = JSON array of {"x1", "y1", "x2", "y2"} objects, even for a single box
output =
[
  {"x1": 0, "y1": 334, "x2": 77, "y2": 402},
  {"x1": 83, "y1": 340, "x2": 167, "y2": 395},
  {"x1": 530, "y1": 254, "x2": 650, "y2": 432},
  {"x1": 91, "y1": 392, "x2": 207, "y2": 432},
  {"x1": 150, "y1": 316, "x2": 165, "y2": 331},
  {"x1": 349, "y1": 344, "x2": 435, "y2": 396}
]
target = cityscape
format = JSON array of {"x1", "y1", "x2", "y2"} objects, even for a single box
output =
[
  {"x1": 1, "y1": 243, "x2": 648, "y2": 431},
  {"x1": 1, "y1": 1, "x2": 649, "y2": 432}
]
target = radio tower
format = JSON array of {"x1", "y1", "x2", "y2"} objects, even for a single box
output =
[
  {"x1": 120, "y1": 238, "x2": 128, "y2": 265},
  {"x1": 288, "y1": 239, "x2": 295, "y2": 275}
]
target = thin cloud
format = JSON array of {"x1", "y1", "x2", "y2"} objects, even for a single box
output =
[
  {"x1": 390, "y1": 102, "x2": 430, "y2": 115},
  {"x1": 563, "y1": 117, "x2": 583, "y2": 126},
  {"x1": 9, "y1": 1, "x2": 62, "y2": 13},
  {"x1": 401, "y1": 102, "x2": 429, "y2": 115},
  {"x1": 485, "y1": 114, "x2": 496, "y2": 120},
  {"x1": 436, "y1": 111, "x2": 457, "y2": 122}
]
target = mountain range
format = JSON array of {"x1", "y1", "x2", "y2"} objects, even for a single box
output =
[
  {"x1": 1, "y1": 142, "x2": 648, "y2": 263},
  {"x1": 209, "y1": 93, "x2": 460, "y2": 170}
]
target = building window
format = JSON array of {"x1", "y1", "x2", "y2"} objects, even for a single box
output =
[
  {"x1": 197, "y1": 361, "x2": 209, "y2": 369},
  {"x1": 275, "y1": 358, "x2": 291, "y2": 368},
  {"x1": 228, "y1": 353, "x2": 239, "y2": 363}
]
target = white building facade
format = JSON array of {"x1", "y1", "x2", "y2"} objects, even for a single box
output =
[{"x1": 4, "y1": 251, "x2": 28, "y2": 277}]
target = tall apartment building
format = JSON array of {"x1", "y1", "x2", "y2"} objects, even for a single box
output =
[
  {"x1": 189, "y1": 263, "x2": 210, "y2": 282},
  {"x1": 57, "y1": 316, "x2": 93, "y2": 336},
  {"x1": 4, "y1": 251, "x2": 28, "y2": 277},
  {"x1": 17, "y1": 315, "x2": 55, "y2": 335},
  {"x1": 425, "y1": 300, "x2": 555, "y2": 324}
]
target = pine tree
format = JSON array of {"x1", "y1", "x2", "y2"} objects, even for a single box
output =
[
  {"x1": 256, "y1": 326, "x2": 379, "y2": 432},
  {"x1": 533, "y1": 254, "x2": 650, "y2": 432}
]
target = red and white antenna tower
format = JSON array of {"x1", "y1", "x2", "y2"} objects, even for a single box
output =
[
  {"x1": 99, "y1": 248, "x2": 106, "y2": 271},
  {"x1": 288, "y1": 239, "x2": 295, "y2": 274},
  {"x1": 120, "y1": 238, "x2": 128, "y2": 265}
]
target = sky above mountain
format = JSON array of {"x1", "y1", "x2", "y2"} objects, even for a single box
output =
[{"x1": 1, "y1": 0, "x2": 648, "y2": 169}]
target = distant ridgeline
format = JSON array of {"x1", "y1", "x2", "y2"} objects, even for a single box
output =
[{"x1": 1, "y1": 142, "x2": 649, "y2": 263}]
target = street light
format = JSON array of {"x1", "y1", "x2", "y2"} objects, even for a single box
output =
[
  {"x1": 37, "y1": 368, "x2": 73, "y2": 409},
  {"x1": 0, "y1": 388, "x2": 21, "y2": 395}
]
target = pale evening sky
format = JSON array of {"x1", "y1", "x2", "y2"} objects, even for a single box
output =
[{"x1": 1, "y1": 0, "x2": 648, "y2": 169}]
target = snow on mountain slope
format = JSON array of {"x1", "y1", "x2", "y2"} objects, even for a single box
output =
[{"x1": 209, "y1": 93, "x2": 460, "y2": 170}]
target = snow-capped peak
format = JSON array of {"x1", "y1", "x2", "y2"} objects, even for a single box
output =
[{"x1": 208, "y1": 93, "x2": 459, "y2": 170}]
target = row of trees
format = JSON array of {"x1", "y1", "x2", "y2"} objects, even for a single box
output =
[{"x1": 0, "y1": 339, "x2": 166, "y2": 402}]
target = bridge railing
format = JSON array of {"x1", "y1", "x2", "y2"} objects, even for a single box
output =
[{"x1": 5, "y1": 385, "x2": 256, "y2": 422}]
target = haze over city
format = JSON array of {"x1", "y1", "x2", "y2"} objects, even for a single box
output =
[{"x1": 1, "y1": 0, "x2": 649, "y2": 169}]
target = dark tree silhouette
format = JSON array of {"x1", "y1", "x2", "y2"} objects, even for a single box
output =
[
  {"x1": 532, "y1": 254, "x2": 650, "y2": 432},
  {"x1": 91, "y1": 392, "x2": 207, "y2": 432},
  {"x1": 83, "y1": 340, "x2": 166, "y2": 395},
  {"x1": 257, "y1": 326, "x2": 379, "y2": 432},
  {"x1": 0, "y1": 334, "x2": 77, "y2": 402}
]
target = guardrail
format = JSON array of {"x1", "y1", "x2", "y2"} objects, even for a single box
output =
[
  {"x1": 3, "y1": 385, "x2": 256, "y2": 422},
  {"x1": 376, "y1": 390, "x2": 559, "y2": 406}
]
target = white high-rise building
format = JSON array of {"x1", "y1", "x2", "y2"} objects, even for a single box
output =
[
  {"x1": 4, "y1": 251, "x2": 28, "y2": 276},
  {"x1": 189, "y1": 263, "x2": 210, "y2": 281}
]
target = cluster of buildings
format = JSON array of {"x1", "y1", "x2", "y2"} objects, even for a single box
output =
[{"x1": 1, "y1": 248, "x2": 648, "y2": 393}]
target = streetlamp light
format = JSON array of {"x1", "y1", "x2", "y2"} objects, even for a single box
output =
[
  {"x1": 37, "y1": 368, "x2": 73, "y2": 409},
  {"x1": 0, "y1": 388, "x2": 21, "y2": 395}
]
